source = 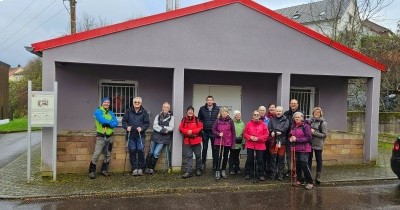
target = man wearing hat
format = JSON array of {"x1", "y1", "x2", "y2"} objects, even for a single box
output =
[{"x1": 88, "y1": 97, "x2": 118, "y2": 179}]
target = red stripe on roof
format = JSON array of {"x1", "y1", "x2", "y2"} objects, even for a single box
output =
[{"x1": 31, "y1": 0, "x2": 386, "y2": 71}]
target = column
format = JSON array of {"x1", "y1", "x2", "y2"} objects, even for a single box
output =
[
  {"x1": 277, "y1": 73, "x2": 291, "y2": 110},
  {"x1": 171, "y1": 67, "x2": 184, "y2": 171}
]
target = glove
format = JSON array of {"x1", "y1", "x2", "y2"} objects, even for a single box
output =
[{"x1": 102, "y1": 123, "x2": 110, "y2": 128}]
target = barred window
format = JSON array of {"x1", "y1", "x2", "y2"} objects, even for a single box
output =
[
  {"x1": 99, "y1": 80, "x2": 137, "y2": 125},
  {"x1": 290, "y1": 87, "x2": 315, "y2": 119}
]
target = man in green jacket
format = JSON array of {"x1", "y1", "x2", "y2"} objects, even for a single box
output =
[{"x1": 88, "y1": 97, "x2": 118, "y2": 179}]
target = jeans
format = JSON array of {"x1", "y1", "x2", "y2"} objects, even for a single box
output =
[
  {"x1": 184, "y1": 144, "x2": 202, "y2": 174},
  {"x1": 201, "y1": 130, "x2": 218, "y2": 166},
  {"x1": 149, "y1": 141, "x2": 164, "y2": 158},
  {"x1": 245, "y1": 149, "x2": 265, "y2": 177},
  {"x1": 308, "y1": 149, "x2": 323, "y2": 173},
  {"x1": 296, "y1": 152, "x2": 313, "y2": 184},
  {"x1": 91, "y1": 136, "x2": 113, "y2": 166},
  {"x1": 128, "y1": 136, "x2": 145, "y2": 170}
]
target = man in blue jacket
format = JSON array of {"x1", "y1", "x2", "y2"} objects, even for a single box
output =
[
  {"x1": 88, "y1": 97, "x2": 118, "y2": 179},
  {"x1": 122, "y1": 97, "x2": 150, "y2": 176}
]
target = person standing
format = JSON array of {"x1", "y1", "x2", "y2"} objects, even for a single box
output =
[
  {"x1": 145, "y1": 102, "x2": 174, "y2": 175},
  {"x1": 290, "y1": 112, "x2": 313, "y2": 190},
  {"x1": 198, "y1": 96, "x2": 220, "y2": 171},
  {"x1": 229, "y1": 110, "x2": 245, "y2": 175},
  {"x1": 180, "y1": 106, "x2": 204, "y2": 178},
  {"x1": 243, "y1": 110, "x2": 269, "y2": 181},
  {"x1": 122, "y1": 97, "x2": 150, "y2": 176},
  {"x1": 268, "y1": 106, "x2": 289, "y2": 180},
  {"x1": 212, "y1": 107, "x2": 236, "y2": 180},
  {"x1": 308, "y1": 107, "x2": 328, "y2": 184},
  {"x1": 88, "y1": 97, "x2": 118, "y2": 179}
]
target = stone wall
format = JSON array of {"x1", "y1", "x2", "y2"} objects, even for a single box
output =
[
  {"x1": 348, "y1": 111, "x2": 400, "y2": 135},
  {"x1": 322, "y1": 131, "x2": 364, "y2": 165}
]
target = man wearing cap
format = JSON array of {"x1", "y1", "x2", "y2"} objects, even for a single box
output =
[{"x1": 88, "y1": 97, "x2": 118, "y2": 179}]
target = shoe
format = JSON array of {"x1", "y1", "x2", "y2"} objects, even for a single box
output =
[
  {"x1": 229, "y1": 171, "x2": 235, "y2": 175},
  {"x1": 305, "y1": 184, "x2": 314, "y2": 190},
  {"x1": 148, "y1": 169, "x2": 154, "y2": 175},
  {"x1": 245, "y1": 174, "x2": 250, "y2": 180},
  {"x1": 138, "y1": 169, "x2": 143, "y2": 176},
  {"x1": 293, "y1": 181, "x2": 301, "y2": 187},
  {"x1": 201, "y1": 163, "x2": 206, "y2": 171},
  {"x1": 259, "y1": 176, "x2": 265, "y2": 181},
  {"x1": 182, "y1": 172, "x2": 192, "y2": 179},
  {"x1": 269, "y1": 173, "x2": 275, "y2": 180},
  {"x1": 101, "y1": 171, "x2": 109, "y2": 177},
  {"x1": 221, "y1": 170, "x2": 227, "y2": 179},
  {"x1": 196, "y1": 170, "x2": 202, "y2": 176},
  {"x1": 89, "y1": 172, "x2": 96, "y2": 179},
  {"x1": 236, "y1": 170, "x2": 242, "y2": 175},
  {"x1": 315, "y1": 172, "x2": 321, "y2": 185},
  {"x1": 132, "y1": 169, "x2": 138, "y2": 176},
  {"x1": 277, "y1": 174, "x2": 283, "y2": 181},
  {"x1": 215, "y1": 171, "x2": 221, "y2": 180}
]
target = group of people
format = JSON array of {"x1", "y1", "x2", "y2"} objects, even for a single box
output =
[{"x1": 88, "y1": 96, "x2": 327, "y2": 190}]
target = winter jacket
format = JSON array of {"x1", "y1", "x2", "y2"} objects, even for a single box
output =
[
  {"x1": 198, "y1": 103, "x2": 220, "y2": 130},
  {"x1": 122, "y1": 106, "x2": 150, "y2": 139},
  {"x1": 234, "y1": 119, "x2": 245, "y2": 150},
  {"x1": 310, "y1": 117, "x2": 328, "y2": 150},
  {"x1": 268, "y1": 115, "x2": 290, "y2": 145},
  {"x1": 151, "y1": 112, "x2": 174, "y2": 145},
  {"x1": 94, "y1": 106, "x2": 118, "y2": 136},
  {"x1": 290, "y1": 122, "x2": 312, "y2": 153},
  {"x1": 243, "y1": 120, "x2": 269, "y2": 151},
  {"x1": 284, "y1": 108, "x2": 303, "y2": 137},
  {"x1": 179, "y1": 116, "x2": 203, "y2": 145},
  {"x1": 212, "y1": 116, "x2": 236, "y2": 148}
]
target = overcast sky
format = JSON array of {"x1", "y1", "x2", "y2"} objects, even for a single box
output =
[{"x1": 0, "y1": 0, "x2": 398, "y2": 67}]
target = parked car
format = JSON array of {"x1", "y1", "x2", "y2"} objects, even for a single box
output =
[{"x1": 391, "y1": 136, "x2": 400, "y2": 179}]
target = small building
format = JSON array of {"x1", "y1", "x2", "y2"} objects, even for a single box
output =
[
  {"x1": 8, "y1": 65, "x2": 25, "y2": 82},
  {"x1": 0, "y1": 61, "x2": 10, "y2": 120},
  {"x1": 29, "y1": 0, "x2": 385, "y2": 174}
]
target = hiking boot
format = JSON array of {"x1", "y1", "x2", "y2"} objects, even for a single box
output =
[
  {"x1": 101, "y1": 170, "x2": 109, "y2": 177},
  {"x1": 259, "y1": 176, "x2": 266, "y2": 181},
  {"x1": 229, "y1": 170, "x2": 235, "y2": 175},
  {"x1": 201, "y1": 163, "x2": 206, "y2": 171},
  {"x1": 221, "y1": 170, "x2": 227, "y2": 179},
  {"x1": 305, "y1": 183, "x2": 314, "y2": 190},
  {"x1": 132, "y1": 169, "x2": 138, "y2": 176},
  {"x1": 138, "y1": 169, "x2": 144, "y2": 176},
  {"x1": 215, "y1": 171, "x2": 221, "y2": 180},
  {"x1": 236, "y1": 169, "x2": 242, "y2": 175},
  {"x1": 269, "y1": 173, "x2": 275, "y2": 180},
  {"x1": 245, "y1": 174, "x2": 250, "y2": 180},
  {"x1": 277, "y1": 173, "x2": 283, "y2": 181},
  {"x1": 89, "y1": 172, "x2": 96, "y2": 179},
  {"x1": 196, "y1": 170, "x2": 202, "y2": 176},
  {"x1": 148, "y1": 169, "x2": 154, "y2": 175},
  {"x1": 315, "y1": 172, "x2": 321, "y2": 185},
  {"x1": 182, "y1": 172, "x2": 192, "y2": 179}
]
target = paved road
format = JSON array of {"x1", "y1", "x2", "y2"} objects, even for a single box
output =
[
  {"x1": 0, "y1": 131, "x2": 41, "y2": 168},
  {"x1": 3, "y1": 180, "x2": 400, "y2": 209}
]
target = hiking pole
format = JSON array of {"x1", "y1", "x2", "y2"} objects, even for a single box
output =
[
  {"x1": 123, "y1": 131, "x2": 130, "y2": 176},
  {"x1": 253, "y1": 139, "x2": 257, "y2": 183},
  {"x1": 290, "y1": 142, "x2": 297, "y2": 186},
  {"x1": 103, "y1": 127, "x2": 110, "y2": 176},
  {"x1": 217, "y1": 134, "x2": 223, "y2": 179}
]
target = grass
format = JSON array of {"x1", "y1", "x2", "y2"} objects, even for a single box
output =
[
  {"x1": 378, "y1": 141, "x2": 394, "y2": 151},
  {"x1": 0, "y1": 117, "x2": 41, "y2": 133}
]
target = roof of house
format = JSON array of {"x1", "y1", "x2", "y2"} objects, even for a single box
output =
[
  {"x1": 362, "y1": 19, "x2": 393, "y2": 35},
  {"x1": 8, "y1": 66, "x2": 24, "y2": 77},
  {"x1": 30, "y1": 0, "x2": 385, "y2": 71},
  {"x1": 275, "y1": 0, "x2": 350, "y2": 24}
]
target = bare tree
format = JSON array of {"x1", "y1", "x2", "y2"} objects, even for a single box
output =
[{"x1": 77, "y1": 13, "x2": 111, "y2": 32}]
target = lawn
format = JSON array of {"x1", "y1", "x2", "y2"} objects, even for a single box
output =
[{"x1": 0, "y1": 118, "x2": 41, "y2": 133}]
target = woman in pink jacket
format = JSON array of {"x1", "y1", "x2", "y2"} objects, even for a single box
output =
[{"x1": 243, "y1": 110, "x2": 269, "y2": 181}]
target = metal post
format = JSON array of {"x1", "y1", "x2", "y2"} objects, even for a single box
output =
[
  {"x1": 27, "y1": 81, "x2": 32, "y2": 183},
  {"x1": 53, "y1": 82, "x2": 58, "y2": 181}
]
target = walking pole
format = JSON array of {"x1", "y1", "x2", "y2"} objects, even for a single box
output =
[
  {"x1": 123, "y1": 131, "x2": 130, "y2": 176},
  {"x1": 291, "y1": 142, "x2": 297, "y2": 186},
  {"x1": 217, "y1": 135, "x2": 223, "y2": 179},
  {"x1": 253, "y1": 141, "x2": 257, "y2": 183},
  {"x1": 103, "y1": 127, "x2": 110, "y2": 176}
]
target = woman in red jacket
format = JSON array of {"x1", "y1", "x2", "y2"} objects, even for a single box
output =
[
  {"x1": 244, "y1": 110, "x2": 269, "y2": 181},
  {"x1": 179, "y1": 106, "x2": 203, "y2": 179}
]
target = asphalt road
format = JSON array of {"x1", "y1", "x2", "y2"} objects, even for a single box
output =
[
  {"x1": 0, "y1": 131, "x2": 41, "y2": 168},
  {"x1": 4, "y1": 180, "x2": 400, "y2": 209}
]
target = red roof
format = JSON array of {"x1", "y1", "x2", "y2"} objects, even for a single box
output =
[{"x1": 31, "y1": 0, "x2": 386, "y2": 71}]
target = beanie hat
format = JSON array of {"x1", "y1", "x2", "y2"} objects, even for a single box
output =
[
  {"x1": 186, "y1": 106, "x2": 195, "y2": 112},
  {"x1": 233, "y1": 110, "x2": 241, "y2": 116},
  {"x1": 101, "y1": 97, "x2": 111, "y2": 104}
]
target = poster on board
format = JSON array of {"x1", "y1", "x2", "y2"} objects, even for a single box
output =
[{"x1": 31, "y1": 92, "x2": 55, "y2": 126}]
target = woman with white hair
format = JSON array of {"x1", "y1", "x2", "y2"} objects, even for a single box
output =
[
  {"x1": 229, "y1": 110, "x2": 245, "y2": 175},
  {"x1": 289, "y1": 112, "x2": 313, "y2": 189}
]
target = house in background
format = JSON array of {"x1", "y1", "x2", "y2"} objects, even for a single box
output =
[
  {"x1": 361, "y1": 19, "x2": 393, "y2": 36},
  {"x1": 8, "y1": 65, "x2": 25, "y2": 82},
  {"x1": 29, "y1": 0, "x2": 384, "y2": 175},
  {"x1": 0, "y1": 61, "x2": 10, "y2": 121}
]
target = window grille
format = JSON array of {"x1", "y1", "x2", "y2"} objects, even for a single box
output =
[
  {"x1": 99, "y1": 80, "x2": 137, "y2": 125},
  {"x1": 290, "y1": 87, "x2": 315, "y2": 119}
]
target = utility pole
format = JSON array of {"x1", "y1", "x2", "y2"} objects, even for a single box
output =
[{"x1": 70, "y1": 0, "x2": 76, "y2": 34}]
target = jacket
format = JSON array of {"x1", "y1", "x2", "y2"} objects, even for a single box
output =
[
  {"x1": 198, "y1": 103, "x2": 220, "y2": 130},
  {"x1": 234, "y1": 119, "x2": 245, "y2": 150},
  {"x1": 179, "y1": 116, "x2": 203, "y2": 145},
  {"x1": 290, "y1": 122, "x2": 312, "y2": 153},
  {"x1": 268, "y1": 115, "x2": 290, "y2": 145},
  {"x1": 94, "y1": 106, "x2": 118, "y2": 136},
  {"x1": 212, "y1": 116, "x2": 236, "y2": 148},
  {"x1": 243, "y1": 120, "x2": 269, "y2": 151},
  {"x1": 151, "y1": 112, "x2": 174, "y2": 145},
  {"x1": 310, "y1": 117, "x2": 328, "y2": 150},
  {"x1": 122, "y1": 106, "x2": 150, "y2": 139}
]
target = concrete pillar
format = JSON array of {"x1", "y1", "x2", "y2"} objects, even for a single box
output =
[
  {"x1": 171, "y1": 67, "x2": 184, "y2": 171},
  {"x1": 364, "y1": 76, "x2": 381, "y2": 163},
  {"x1": 277, "y1": 73, "x2": 291, "y2": 110},
  {"x1": 41, "y1": 55, "x2": 56, "y2": 176}
]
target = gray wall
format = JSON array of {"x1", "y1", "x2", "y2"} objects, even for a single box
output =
[{"x1": 56, "y1": 63, "x2": 173, "y2": 131}]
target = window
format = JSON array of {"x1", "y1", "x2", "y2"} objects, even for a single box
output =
[
  {"x1": 99, "y1": 79, "x2": 137, "y2": 125},
  {"x1": 290, "y1": 87, "x2": 316, "y2": 119}
]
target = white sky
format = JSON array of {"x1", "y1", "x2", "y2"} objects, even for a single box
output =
[{"x1": 0, "y1": 0, "x2": 398, "y2": 67}]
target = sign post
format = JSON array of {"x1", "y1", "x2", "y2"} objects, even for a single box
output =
[{"x1": 27, "y1": 81, "x2": 57, "y2": 182}]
